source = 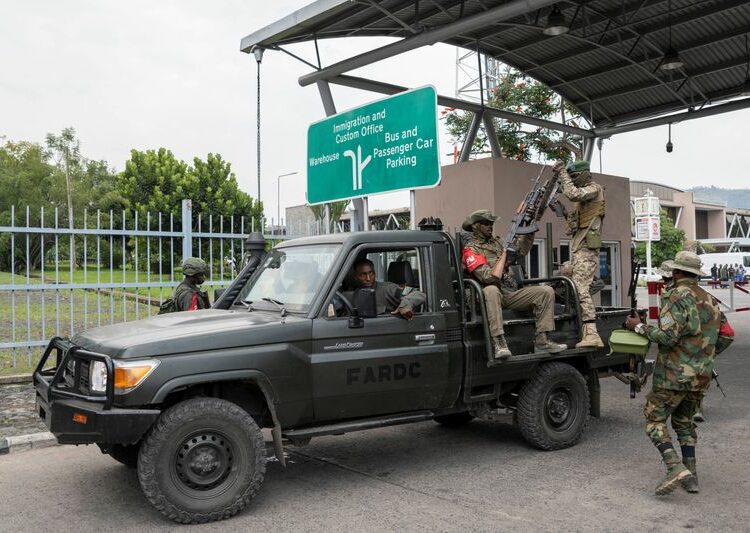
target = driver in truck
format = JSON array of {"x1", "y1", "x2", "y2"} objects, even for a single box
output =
[
  {"x1": 462, "y1": 209, "x2": 567, "y2": 362},
  {"x1": 348, "y1": 258, "x2": 426, "y2": 320}
]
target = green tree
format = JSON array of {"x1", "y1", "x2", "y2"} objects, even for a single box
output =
[
  {"x1": 443, "y1": 66, "x2": 583, "y2": 162},
  {"x1": 117, "y1": 148, "x2": 193, "y2": 215},
  {"x1": 635, "y1": 209, "x2": 685, "y2": 267},
  {"x1": 45, "y1": 128, "x2": 81, "y2": 229}
]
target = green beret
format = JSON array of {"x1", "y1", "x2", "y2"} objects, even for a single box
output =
[
  {"x1": 566, "y1": 160, "x2": 590, "y2": 173},
  {"x1": 462, "y1": 209, "x2": 498, "y2": 232},
  {"x1": 182, "y1": 257, "x2": 208, "y2": 276}
]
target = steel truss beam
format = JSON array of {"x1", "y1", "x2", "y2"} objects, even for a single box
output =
[
  {"x1": 298, "y1": 0, "x2": 561, "y2": 87},
  {"x1": 327, "y1": 74, "x2": 595, "y2": 137}
]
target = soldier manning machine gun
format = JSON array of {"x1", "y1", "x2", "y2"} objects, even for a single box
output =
[{"x1": 503, "y1": 164, "x2": 567, "y2": 265}]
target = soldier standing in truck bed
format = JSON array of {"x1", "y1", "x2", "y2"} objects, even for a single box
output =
[
  {"x1": 462, "y1": 209, "x2": 566, "y2": 362},
  {"x1": 556, "y1": 159, "x2": 605, "y2": 348}
]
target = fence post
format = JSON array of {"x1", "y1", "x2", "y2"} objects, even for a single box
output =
[{"x1": 182, "y1": 199, "x2": 192, "y2": 260}]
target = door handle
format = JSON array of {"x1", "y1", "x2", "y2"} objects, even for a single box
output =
[{"x1": 415, "y1": 333, "x2": 435, "y2": 343}]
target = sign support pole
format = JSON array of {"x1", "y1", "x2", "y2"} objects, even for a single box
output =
[
  {"x1": 362, "y1": 197, "x2": 369, "y2": 231},
  {"x1": 410, "y1": 190, "x2": 416, "y2": 229}
]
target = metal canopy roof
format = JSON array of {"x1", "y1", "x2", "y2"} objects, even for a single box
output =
[{"x1": 241, "y1": 0, "x2": 750, "y2": 133}]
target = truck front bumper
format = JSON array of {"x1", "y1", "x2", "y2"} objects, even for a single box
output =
[
  {"x1": 34, "y1": 337, "x2": 159, "y2": 445},
  {"x1": 35, "y1": 393, "x2": 159, "y2": 445}
]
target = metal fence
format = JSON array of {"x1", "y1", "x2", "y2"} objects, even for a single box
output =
[{"x1": 0, "y1": 199, "x2": 319, "y2": 370}]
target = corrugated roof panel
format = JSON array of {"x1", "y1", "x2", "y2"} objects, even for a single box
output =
[{"x1": 242, "y1": 0, "x2": 750, "y2": 126}]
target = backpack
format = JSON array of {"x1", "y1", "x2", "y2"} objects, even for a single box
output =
[
  {"x1": 158, "y1": 297, "x2": 179, "y2": 315},
  {"x1": 715, "y1": 312, "x2": 735, "y2": 355}
]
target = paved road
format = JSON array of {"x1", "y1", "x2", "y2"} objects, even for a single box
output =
[{"x1": 2, "y1": 315, "x2": 749, "y2": 532}]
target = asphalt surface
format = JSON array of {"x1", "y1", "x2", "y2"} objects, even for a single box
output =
[{"x1": 1, "y1": 314, "x2": 748, "y2": 532}]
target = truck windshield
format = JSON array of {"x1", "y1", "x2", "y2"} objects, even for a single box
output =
[{"x1": 237, "y1": 244, "x2": 339, "y2": 313}]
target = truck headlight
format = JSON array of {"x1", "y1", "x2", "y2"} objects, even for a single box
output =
[
  {"x1": 89, "y1": 360, "x2": 108, "y2": 392},
  {"x1": 89, "y1": 359, "x2": 159, "y2": 393}
]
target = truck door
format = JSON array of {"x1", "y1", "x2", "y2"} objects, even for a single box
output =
[{"x1": 310, "y1": 245, "x2": 451, "y2": 422}]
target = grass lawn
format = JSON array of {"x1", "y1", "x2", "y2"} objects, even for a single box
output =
[{"x1": 0, "y1": 268, "x2": 231, "y2": 375}]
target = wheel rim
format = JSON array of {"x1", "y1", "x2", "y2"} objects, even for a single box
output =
[
  {"x1": 174, "y1": 431, "x2": 235, "y2": 492},
  {"x1": 544, "y1": 386, "x2": 575, "y2": 431}
]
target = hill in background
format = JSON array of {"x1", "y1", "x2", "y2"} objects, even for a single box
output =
[{"x1": 689, "y1": 187, "x2": 750, "y2": 209}]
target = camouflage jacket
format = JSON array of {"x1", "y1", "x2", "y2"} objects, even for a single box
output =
[
  {"x1": 462, "y1": 234, "x2": 533, "y2": 293},
  {"x1": 560, "y1": 171, "x2": 604, "y2": 252},
  {"x1": 644, "y1": 278, "x2": 720, "y2": 391},
  {"x1": 173, "y1": 278, "x2": 210, "y2": 311}
]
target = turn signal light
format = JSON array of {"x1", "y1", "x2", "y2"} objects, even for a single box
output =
[
  {"x1": 114, "y1": 366, "x2": 153, "y2": 390},
  {"x1": 73, "y1": 413, "x2": 88, "y2": 424}
]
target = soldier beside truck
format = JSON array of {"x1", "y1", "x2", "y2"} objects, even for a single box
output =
[{"x1": 35, "y1": 158, "x2": 727, "y2": 523}]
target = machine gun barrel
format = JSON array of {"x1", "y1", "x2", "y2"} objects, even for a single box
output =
[{"x1": 502, "y1": 165, "x2": 564, "y2": 260}]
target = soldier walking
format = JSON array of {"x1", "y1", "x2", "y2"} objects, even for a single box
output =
[
  {"x1": 555, "y1": 159, "x2": 605, "y2": 348},
  {"x1": 625, "y1": 251, "x2": 720, "y2": 495},
  {"x1": 462, "y1": 209, "x2": 566, "y2": 362}
]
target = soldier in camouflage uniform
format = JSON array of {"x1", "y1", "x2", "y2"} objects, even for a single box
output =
[
  {"x1": 173, "y1": 257, "x2": 211, "y2": 311},
  {"x1": 555, "y1": 159, "x2": 605, "y2": 348},
  {"x1": 625, "y1": 251, "x2": 720, "y2": 495},
  {"x1": 461, "y1": 209, "x2": 566, "y2": 362}
]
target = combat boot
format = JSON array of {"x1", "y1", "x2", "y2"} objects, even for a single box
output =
[
  {"x1": 681, "y1": 457, "x2": 699, "y2": 493},
  {"x1": 491, "y1": 335, "x2": 512, "y2": 361},
  {"x1": 534, "y1": 332, "x2": 567, "y2": 354},
  {"x1": 655, "y1": 463, "x2": 693, "y2": 496},
  {"x1": 575, "y1": 323, "x2": 604, "y2": 348}
]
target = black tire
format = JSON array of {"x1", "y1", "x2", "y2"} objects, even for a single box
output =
[
  {"x1": 434, "y1": 412, "x2": 475, "y2": 427},
  {"x1": 517, "y1": 362, "x2": 589, "y2": 451},
  {"x1": 137, "y1": 398, "x2": 267, "y2": 524},
  {"x1": 108, "y1": 443, "x2": 140, "y2": 468}
]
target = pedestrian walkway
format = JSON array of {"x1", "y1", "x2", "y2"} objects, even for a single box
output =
[{"x1": 0, "y1": 383, "x2": 46, "y2": 438}]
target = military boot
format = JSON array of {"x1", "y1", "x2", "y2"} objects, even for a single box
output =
[
  {"x1": 681, "y1": 457, "x2": 699, "y2": 493},
  {"x1": 534, "y1": 332, "x2": 567, "y2": 354},
  {"x1": 655, "y1": 448, "x2": 693, "y2": 496},
  {"x1": 575, "y1": 323, "x2": 604, "y2": 348},
  {"x1": 490, "y1": 335, "x2": 512, "y2": 362}
]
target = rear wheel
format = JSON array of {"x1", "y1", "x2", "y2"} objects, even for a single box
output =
[
  {"x1": 137, "y1": 398, "x2": 266, "y2": 524},
  {"x1": 517, "y1": 362, "x2": 589, "y2": 450},
  {"x1": 434, "y1": 412, "x2": 475, "y2": 427}
]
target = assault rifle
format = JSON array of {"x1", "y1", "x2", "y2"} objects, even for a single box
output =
[{"x1": 502, "y1": 164, "x2": 567, "y2": 264}]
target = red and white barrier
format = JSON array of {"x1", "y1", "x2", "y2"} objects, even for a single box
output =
[{"x1": 647, "y1": 280, "x2": 664, "y2": 325}]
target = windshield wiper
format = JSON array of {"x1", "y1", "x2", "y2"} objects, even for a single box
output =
[
  {"x1": 237, "y1": 300, "x2": 253, "y2": 310},
  {"x1": 261, "y1": 297, "x2": 287, "y2": 317}
]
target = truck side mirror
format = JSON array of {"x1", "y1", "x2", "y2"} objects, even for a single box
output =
[{"x1": 353, "y1": 288, "x2": 377, "y2": 318}]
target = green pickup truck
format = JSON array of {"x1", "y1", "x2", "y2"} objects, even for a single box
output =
[{"x1": 35, "y1": 229, "x2": 641, "y2": 523}]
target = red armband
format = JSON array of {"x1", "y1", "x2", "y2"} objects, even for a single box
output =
[
  {"x1": 189, "y1": 293, "x2": 199, "y2": 311},
  {"x1": 462, "y1": 248, "x2": 488, "y2": 272}
]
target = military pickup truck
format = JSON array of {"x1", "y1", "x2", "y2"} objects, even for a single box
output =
[{"x1": 34, "y1": 229, "x2": 640, "y2": 524}]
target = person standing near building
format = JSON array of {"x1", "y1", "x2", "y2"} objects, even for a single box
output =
[
  {"x1": 710, "y1": 263, "x2": 718, "y2": 286},
  {"x1": 164, "y1": 257, "x2": 211, "y2": 312},
  {"x1": 625, "y1": 251, "x2": 720, "y2": 495},
  {"x1": 555, "y1": 159, "x2": 605, "y2": 348}
]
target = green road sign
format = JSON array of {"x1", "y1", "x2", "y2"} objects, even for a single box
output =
[{"x1": 307, "y1": 86, "x2": 440, "y2": 204}]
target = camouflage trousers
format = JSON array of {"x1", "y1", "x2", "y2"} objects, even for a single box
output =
[
  {"x1": 572, "y1": 246, "x2": 599, "y2": 322},
  {"x1": 644, "y1": 387, "x2": 703, "y2": 448}
]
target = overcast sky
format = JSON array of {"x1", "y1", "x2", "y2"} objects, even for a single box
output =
[{"x1": 2, "y1": 0, "x2": 749, "y2": 221}]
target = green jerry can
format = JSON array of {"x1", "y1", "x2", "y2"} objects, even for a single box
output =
[{"x1": 608, "y1": 329, "x2": 650, "y2": 356}]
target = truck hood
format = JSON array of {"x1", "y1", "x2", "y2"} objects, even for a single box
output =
[{"x1": 71, "y1": 309, "x2": 306, "y2": 358}]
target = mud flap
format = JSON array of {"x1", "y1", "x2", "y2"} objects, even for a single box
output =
[{"x1": 586, "y1": 371, "x2": 601, "y2": 418}]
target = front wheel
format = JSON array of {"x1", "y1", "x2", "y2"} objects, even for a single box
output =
[
  {"x1": 137, "y1": 398, "x2": 266, "y2": 524},
  {"x1": 517, "y1": 362, "x2": 589, "y2": 450}
]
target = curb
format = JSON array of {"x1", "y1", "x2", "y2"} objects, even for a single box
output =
[
  {"x1": 0, "y1": 374, "x2": 33, "y2": 385},
  {"x1": 0, "y1": 432, "x2": 58, "y2": 455}
]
